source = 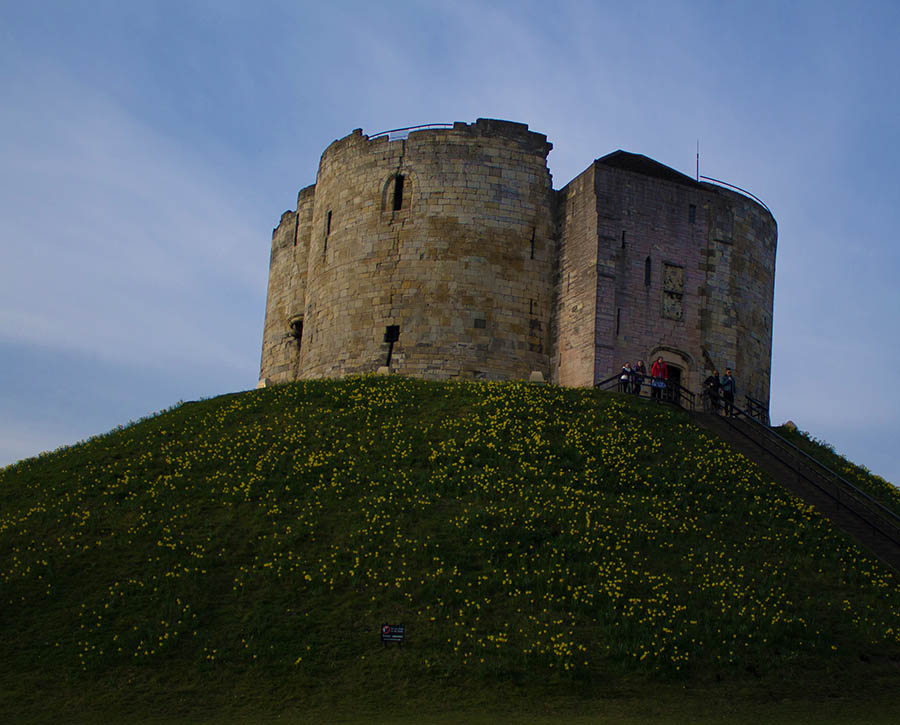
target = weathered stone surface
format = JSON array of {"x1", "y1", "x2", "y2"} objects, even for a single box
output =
[{"x1": 260, "y1": 120, "x2": 777, "y2": 404}]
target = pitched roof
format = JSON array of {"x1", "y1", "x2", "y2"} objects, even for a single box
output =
[{"x1": 596, "y1": 150, "x2": 704, "y2": 189}]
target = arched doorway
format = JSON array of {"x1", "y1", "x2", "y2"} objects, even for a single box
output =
[
  {"x1": 664, "y1": 364, "x2": 682, "y2": 403},
  {"x1": 648, "y1": 347, "x2": 693, "y2": 405}
]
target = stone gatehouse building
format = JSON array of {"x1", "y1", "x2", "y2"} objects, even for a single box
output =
[{"x1": 260, "y1": 119, "x2": 776, "y2": 403}]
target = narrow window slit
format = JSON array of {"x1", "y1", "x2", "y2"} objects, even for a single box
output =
[
  {"x1": 323, "y1": 210, "x2": 332, "y2": 257},
  {"x1": 392, "y1": 175, "x2": 405, "y2": 211}
]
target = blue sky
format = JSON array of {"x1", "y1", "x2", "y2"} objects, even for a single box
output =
[{"x1": 2, "y1": 1, "x2": 898, "y2": 485}]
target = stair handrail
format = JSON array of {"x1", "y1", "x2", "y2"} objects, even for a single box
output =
[
  {"x1": 597, "y1": 374, "x2": 899, "y2": 535},
  {"x1": 717, "y1": 404, "x2": 900, "y2": 537},
  {"x1": 595, "y1": 373, "x2": 695, "y2": 411},
  {"x1": 743, "y1": 394, "x2": 770, "y2": 426}
]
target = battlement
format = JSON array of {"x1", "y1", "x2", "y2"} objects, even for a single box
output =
[{"x1": 323, "y1": 118, "x2": 552, "y2": 163}]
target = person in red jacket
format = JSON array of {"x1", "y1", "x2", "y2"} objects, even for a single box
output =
[{"x1": 650, "y1": 356, "x2": 668, "y2": 402}]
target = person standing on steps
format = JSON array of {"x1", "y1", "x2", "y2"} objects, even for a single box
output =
[
  {"x1": 632, "y1": 360, "x2": 646, "y2": 397},
  {"x1": 703, "y1": 369, "x2": 720, "y2": 413},
  {"x1": 650, "y1": 357, "x2": 668, "y2": 403},
  {"x1": 720, "y1": 368, "x2": 737, "y2": 416},
  {"x1": 619, "y1": 362, "x2": 632, "y2": 393}
]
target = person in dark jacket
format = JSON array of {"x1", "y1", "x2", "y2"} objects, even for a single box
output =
[
  {"x1": 720, "y1": 368, "x2": 736, "y2": 416},
  {"x1": 703, "y1": 369, "x2": 720, "y2": 413},
  {"x1": 632, "y1": 360, "x2": 646, "y2": 396}
]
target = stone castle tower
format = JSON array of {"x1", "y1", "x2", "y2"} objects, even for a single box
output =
[{"x1": 260, "y1": 119, "x2": 777, "y2": 403}]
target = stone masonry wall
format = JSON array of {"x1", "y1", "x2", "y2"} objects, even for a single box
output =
[
  {"x1": 259, "y1": 185, "x2": 314, "y2": 384},
  {"x1": 554, "y1": 164, "x2": 599, "y2": 387},
  {"x1": 260, "y1": 119, "x2": 777, "y2": 405},
  {"x1": 553, "y1": 155, "x2": 776, "y2": 400},
  {"x1": 277, "y1": 119, "x2": 556, "y2": 382},
  {"x1": 701, "y1": 186, "x2": 777, "y2": 402},
  {"x1": 591, "y1": 160, "x2": 711, "y2": 393},
  {"x1": 259, "y1": 209, "x2": 297, "y2": 383}
]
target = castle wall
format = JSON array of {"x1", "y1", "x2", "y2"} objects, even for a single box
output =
[
  {"x1": 259, "y1": 209, "x2": 297, "y2": 383},
  {"x1": 260, "y1": 119, "x2": 777, "y2": 405},
  {"x1": 281, "y1": 119, "x2": 556, "y2": 382},
  {"x1": 701, "y1": 187, "x2": 777, "y2": 402},
  {"x1": 554, "y1": 165, "x2": 599, "y2": 387},
  {"x1": 554, "y1": 154, "x2": 776, "y2": 400},
  {"x1": 591, "y1": 160, "x2": 710, "y2": 392},
  {"x1": 259, "y1": 185, "x2": 314, "y2": 384}
]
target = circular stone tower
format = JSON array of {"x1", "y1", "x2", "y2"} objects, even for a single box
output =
[{"x1": 261, "y1": 119, "x2": 557, "y2": 383}]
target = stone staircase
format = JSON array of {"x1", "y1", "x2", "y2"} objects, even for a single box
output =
[{"x1": 692, "y1": 411, "x2": 900, "y2": 574}]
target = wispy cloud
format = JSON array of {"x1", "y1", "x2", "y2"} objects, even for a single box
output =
[
  {"x1": 0, "y1": 66, "x2": 265, "y2": 375},
  {"x1": 1, "y1": 1, "x2": 898, "y2": 485}
]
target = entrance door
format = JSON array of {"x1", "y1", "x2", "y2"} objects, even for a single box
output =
[{"x1": 665, "y1": 365, "x2": 682, "y2": 403}]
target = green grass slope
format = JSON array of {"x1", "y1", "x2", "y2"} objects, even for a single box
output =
[{"x1": 1, "y1": 377, "x2": 899, "y2": 722}]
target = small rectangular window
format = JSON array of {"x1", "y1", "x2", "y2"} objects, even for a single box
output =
[
  {"x1": 616, "y1": 308, "x2": 621, "y2": 335},
  {"x1": 689, "y1": 204, "x2": 696, "y2": 224},
  {"x1": 474, "y1": 318, "x2": 486, "y2": 329},
  {"x1": 621, "y1": 231, "x2": 626, "y2": 249},
  {"x1": 530, "y1": 228, "x2": 535, "y2": 259},
  {"x1": 392, "y1": 175, "x2": 405, "y2": 211},
  {"x1": 644, "y1": 257, "x2": 652, "y2": 286},
  {"x1": 384, "y1": 325, "x2": 400, "y2": 343}
]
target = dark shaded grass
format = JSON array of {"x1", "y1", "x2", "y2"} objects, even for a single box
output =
[{"x1": 1, "y1": 377, "x2": 898, "y2": 722}]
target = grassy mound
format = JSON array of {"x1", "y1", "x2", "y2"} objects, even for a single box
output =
[{"x1": 2, "y1": 377, "x2": 899, "y2": 722}]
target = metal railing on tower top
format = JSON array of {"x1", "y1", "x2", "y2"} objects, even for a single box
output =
[{"x1": 369, "y1": 124, "x2": 454, "y2": 140}]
